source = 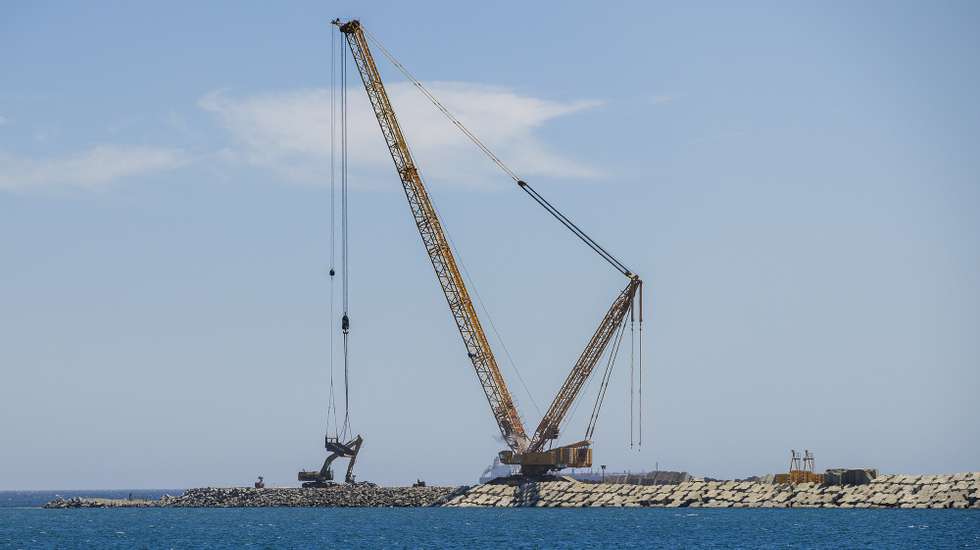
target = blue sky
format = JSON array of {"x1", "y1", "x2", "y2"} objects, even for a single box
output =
[{"x1": 1, "y1": 1, "x2": 978, "y2": 489}]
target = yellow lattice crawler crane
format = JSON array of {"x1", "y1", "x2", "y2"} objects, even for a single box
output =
[{"x1": 335, "y1": 19, "x2": 643, "y2": 476}]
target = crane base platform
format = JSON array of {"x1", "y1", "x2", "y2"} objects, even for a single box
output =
[
  {"x1": 485, "y1": 473, "x2": 574, "y2": 485},
  {"x1": 499, "y1": 442, "x2": 592, "y2": 476}
]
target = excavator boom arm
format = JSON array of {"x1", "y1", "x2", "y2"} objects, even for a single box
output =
[{"x1": 338, "y1": 20, "x2": 529, "y2": 452}]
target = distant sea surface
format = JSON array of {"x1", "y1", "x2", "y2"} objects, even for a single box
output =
[{"x1": 2, "y1": 491, "x2": 979, "y2": 549}]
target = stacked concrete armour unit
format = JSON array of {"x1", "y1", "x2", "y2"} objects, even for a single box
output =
[
  {"x1": 823, "y1": 468, "x2": 877, "y2": 486},
  {"x1": 441, "y1": 473, "x2": 980, "y2": 509}
]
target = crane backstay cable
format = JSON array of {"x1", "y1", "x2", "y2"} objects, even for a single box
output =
[
  {"x1": 516, "y1": 183, "x2": 632, "y2": 277},
  {"x1": 432, "y1": 199, "x2": 543, "y2": 418},
  {"x1": 360, "y1": 27, "x2": 519, "y2": 183},
  {"x1": 361, "y1": 27, "x2": 633, "y2": 278}
]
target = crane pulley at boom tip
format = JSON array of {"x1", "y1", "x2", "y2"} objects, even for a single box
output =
[{"x1": 334, "y1": 18, "x2": 644, "y2": 475}]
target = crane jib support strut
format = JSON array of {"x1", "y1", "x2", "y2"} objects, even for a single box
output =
[{"x1": 529, "y1": 276, "x2": 641, "y2": 452}]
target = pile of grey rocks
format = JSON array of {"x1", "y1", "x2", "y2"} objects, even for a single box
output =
[
  {"x1": 161, "y1": 485, "x2": 458, "y2": 507},
  {"x1": 44, "y1": 497, "x2": 159, "y2": 509},
  {"x1": 45, "y1": 485, "x2": 459, "y2": 508}
]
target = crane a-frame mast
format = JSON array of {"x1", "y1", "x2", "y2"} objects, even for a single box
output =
[
  {"x1": 528, "y1": 276, "x2": 640, "y2": 452},
  {"x1": 337, "y1": 19, "x2": 530, "y2": 453}
]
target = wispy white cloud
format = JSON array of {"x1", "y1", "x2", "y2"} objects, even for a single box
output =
[
  {"x1": 200, "y1": 83, "x2": 603, "y2": 188},
  {"x1": 0, "y1": 145, "x2": 187, "y2": 191},
  {"x1": 651, "y1": 94, "x2": 678, "y2": 106},
  {"x1": 0, "y1": 115, "x2": 7, "y2": 126}
]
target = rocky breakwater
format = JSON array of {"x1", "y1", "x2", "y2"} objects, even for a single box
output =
[
  {"x1": 45, "y1": 485, "x2": 460, "y2": 508},
  {"x1": 163, "y1": 486, "x2": 458, "y2": 507},
  {"x1": 441, "y1": 473, "x2": 980, "y2": 509},
  {"x1": 44, "y1": 497, "x2": 160, "y2": 509}
]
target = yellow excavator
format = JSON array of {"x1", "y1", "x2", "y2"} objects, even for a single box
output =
[{"x1": 335, "y1": 19, "x2": 643, "y2": 477}]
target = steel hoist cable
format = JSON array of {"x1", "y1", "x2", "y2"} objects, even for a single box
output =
[
  {"x1": 361, "y1": 28, "x2": 632, "y2": 278},
  {"x1": 630, "y1": 308, "x2": 636, "y2": 449},
  {"x1": 638, "y1": 286, "x2": 644, "y2": 448},
  {"x1": 340, "y1": 41, "x2": 353, "y2": 440},
  {"x1": 326, "y1": 26, "x2": 340, "y2": 440},
  {"x1": 585, "y1": 307, "x2": 630, "y2": 441}
]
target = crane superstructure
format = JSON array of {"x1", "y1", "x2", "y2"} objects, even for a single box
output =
[{"x1": 336, "y1": 19, "x2": 642, "y2": 476}]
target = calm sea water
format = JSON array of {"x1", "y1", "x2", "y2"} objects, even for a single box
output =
[{"x1": 2, "y1": 491, "x2": 978, "y2": 549}]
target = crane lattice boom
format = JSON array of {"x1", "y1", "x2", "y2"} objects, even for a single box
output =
[{"x1": 339, "y1": 20, "x2": 529, "y2": 452}]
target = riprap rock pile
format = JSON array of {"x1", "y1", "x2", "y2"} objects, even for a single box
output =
[
  {"x1": 161, "y1": 485, "x2": 457, "y2": 507},
  {"x1": 44, "y1": 497, "x2": 161, "y2": 509}
]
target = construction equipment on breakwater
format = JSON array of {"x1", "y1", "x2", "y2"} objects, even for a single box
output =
[{"x1": 331, "y1": 18, "x2": 644, "y2": 477}]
